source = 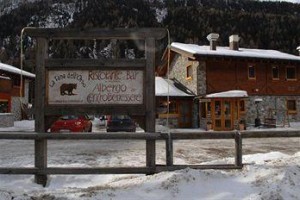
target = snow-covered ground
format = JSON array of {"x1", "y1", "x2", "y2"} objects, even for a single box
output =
[{"x1": 0, "y1": 119, "x2": 299, "y2": 200}]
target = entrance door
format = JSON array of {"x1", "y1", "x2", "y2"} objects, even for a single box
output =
[
  {"x1": 212, "y1": 100, "x2": 233, "y2": 131},
  {"x1": 178, "y1": 100, "x2": 192, "y2": 128}
]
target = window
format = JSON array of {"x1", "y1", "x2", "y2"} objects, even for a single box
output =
[
  {"x1": 287, "y1": 100, "x2": 297, "y2": 114},
  {"x1": 0, "y1": 100, "x2": 9, "y2": 113},
  {"x1": 286, "y1": 66, "x2": 296, "y2": 80},
  {"x1": 186, "y1": 64, "x2": 192, "y2": 80},
  {"x1": 239, "y1": 100, "x2": 245, "y2": 113},
  {"x1": 248, "y1": 65, "x2": 256, "y2": 79},
  {"x1": 200, "y1": 101, "x2": 211, "y2": 118},
  {"x1": 272, "y1": 66, "x2": 279, "y2": 80}
]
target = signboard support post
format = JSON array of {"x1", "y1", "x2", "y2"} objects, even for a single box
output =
[
  {"x1": 145, "y1": 37, "x2": 156, "y2": 174},
  {"x1": 34, "y1": 38, "x2": 48, "y2": 186}
]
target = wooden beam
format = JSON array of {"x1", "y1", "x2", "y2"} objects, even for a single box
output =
[
  {"x1": 0, "y1": 132, "x2": 161, "y2": 140},
  {"x1": 166, "y1": 134, "x2": 173, "y2": 166},
  {"x1": 44, "y1": 105, "x2": 146, "y2": 116},
  {"x1": 25, "y1": 28, "x2": 167, "y2": 40},
  {"x1": 0, "y1": 168, "x2": 38, "y2": 174},
  {"x1": 241, "y1": 130, "x2": 300, "y2": 138},
  {"x1": 43, "y1": 167, "x2": 151, "y2": 174},
  {"x1": 235, "y1": 132, "x2": 243, "y2": 167},
  {"x1": 161, "y1": 132, "x2": 237, "y2": 139},
  {"x1": 45, "y1": 58, "x2": 146, "y2": 69},
  {"x1": 155, "y1": 164, "x2": 243, "y2": 172},
  {"x1": 34, "y1": 37, "x2": 48, "y2": 187},
  {"x1": 145, "y1": 37, "x2": 156, "y2": 174}
]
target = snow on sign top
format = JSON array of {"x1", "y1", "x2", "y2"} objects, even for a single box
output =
[
  {"x1": 171, "y1": 42, "x2": 300, "y2": 61},
  {"x1": 0, "y1": 62, "x2": 35, "y2": 78},
  {"x1": 205, "y1": 90, "x2": 248, "y2": 98}
]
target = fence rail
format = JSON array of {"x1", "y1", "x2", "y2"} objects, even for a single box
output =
[{"x1": 0, "y1": 130, "x2": 299, "y2": 186}]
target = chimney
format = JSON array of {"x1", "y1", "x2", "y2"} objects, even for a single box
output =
[
  {"x1": 206, "y1": 33, "x2": 219, "y2": 51},
  {"x1": 229, "y1": 35, "x2": 240, "y2": 51},
  {"x1": 297, "y1": 46, "x2": 300, "y2": 56}
]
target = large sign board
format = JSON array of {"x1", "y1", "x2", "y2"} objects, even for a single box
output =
[{"x1": 47, "y1": 70, "x2": 143, "y2": 105}]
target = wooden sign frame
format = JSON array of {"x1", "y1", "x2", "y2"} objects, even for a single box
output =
[{"x1": 26, "y1": 28, "x2": 167, "y2": 185}]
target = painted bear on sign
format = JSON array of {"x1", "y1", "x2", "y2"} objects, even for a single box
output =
[{"x1": 60, "y1": 83, "x2": 77, "y2": 96}]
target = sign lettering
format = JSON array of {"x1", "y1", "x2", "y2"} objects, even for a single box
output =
[{"x1": 48, "y1": 70, "x2": 143, "y2": 105}]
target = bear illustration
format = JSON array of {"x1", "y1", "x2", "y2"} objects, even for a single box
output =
[{"x1": 60, "y1": 83, "x2": 77, "y2": 96}]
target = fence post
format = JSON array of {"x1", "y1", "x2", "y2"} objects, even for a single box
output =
[
  {"x1": 166, "y1": 133, "x2": 173, "y2": 166},
  {"x1": 34, "y1": 38, "x2": 48, "y2": 186},
  {"x1": 235, "y1": 131, "x2": 242, "y2": 167},
  {"x1": 145, "y1": 37, "x2": 156, "y2": 174}
]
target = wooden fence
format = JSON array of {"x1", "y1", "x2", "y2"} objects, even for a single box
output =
[{"x1": 0, "y1": 130, "x2": 299, "y2": 186}]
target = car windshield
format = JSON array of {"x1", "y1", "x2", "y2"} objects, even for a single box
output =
[{"x1": 60, "y1": 115, "x2": 79, "y2": 120}]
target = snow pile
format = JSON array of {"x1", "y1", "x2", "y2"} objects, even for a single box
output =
[{"x1": 0, "y1": 152, "x2": 299, "y2": 200}]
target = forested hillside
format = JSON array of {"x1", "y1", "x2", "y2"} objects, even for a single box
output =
[{"x1": 0, "y1": 0, "x2": 299, "y2": 71}]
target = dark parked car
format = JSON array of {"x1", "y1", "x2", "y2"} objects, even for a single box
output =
[
  {"x1": 50, "y1": 115, "x2": 92, "y2": 133},
  {"x1": 106, "y1": 115, "x2": 136, "y2": 132}
]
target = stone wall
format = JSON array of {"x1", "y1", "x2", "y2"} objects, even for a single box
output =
[
  {"x1": 0, "y1": 113, "x2": 14, "y2": 127},
  {"x1": 197, "y1": 61, "x2": 207, "y2": 95},
  {"x1": 245, "y1": 96, "x2": 300, "y2": 126},
  {"x1": 169, "y1": 54, "x2": 199, "y2": 95},
  {"x1": 11, "y1": 97, "x2": 28, "y2": 121}
]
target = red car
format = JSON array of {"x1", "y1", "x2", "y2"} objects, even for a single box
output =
[{"x1": 50, "y1": 115, "x2": 92, "y2": 133}]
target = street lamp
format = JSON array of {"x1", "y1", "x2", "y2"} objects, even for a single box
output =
[{"x1": 254, "y1": 98, "x2": 262, "y2": 127}]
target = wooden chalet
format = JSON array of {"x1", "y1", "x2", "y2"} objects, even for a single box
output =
[
  {"x1": 155, "y1": 77, "x2": 195, "y2": 128},
  {"x1": 0, "y1": 62, "x2": 35, "y2": 125},
  {"x1": 157, "y1": 33, "x2": 300, "y2": 131}
]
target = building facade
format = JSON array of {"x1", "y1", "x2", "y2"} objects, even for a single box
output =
[
  {"x1": 0, "y1": 62, "x2": 35, "y2": 126},
  {"x1": 158, "y1": 34, "x2": 300, "y2": 130}
]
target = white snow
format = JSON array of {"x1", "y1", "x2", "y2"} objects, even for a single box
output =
[
  {"x1": 258, "y1": 0, "x2": 300, "y2": 3},
  {"x1": 155, "y1": 77, "x2": 194, "y2": 96},
  {"x1": 0, "y1": 62, "x2": 35, "y2": 78},
  {"x1": 171, "y1": 42, "x2": 300, "y2": 61},
  {"x1": 205, "y1": 90, "x2": 248, "y2": 98},
  {"x1": 0, "y1": 120, "x2": 299, "y2": 199}
]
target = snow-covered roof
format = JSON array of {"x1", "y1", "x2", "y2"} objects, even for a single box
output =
[
  {"x1": 205, "y1": 90, "x2": 248, "y2": 98},
  {"x1": 155, "y1": 77, "x2": 194, "y2": 97},
  {"x1": 0, "y1": 75, "x2": 11, "y2": 80},
  {"x1": 0, "y1": 62, "x2": 35, "y2": 78},
  {"x1": 171, "y1": 42, "x2": 300, "y2": 62}
]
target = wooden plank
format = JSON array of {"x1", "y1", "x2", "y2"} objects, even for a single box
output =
[
  {"x1": 160, "y1": 132, "x2": 236, "y2": 139},
  {"x1": 0, "y1": 133, "x2": 38, "y2": 139},
  {"x1": 0, "y1": 168, "x2": 38, "y2": 174},
  {"x1": 41, "y1": 133, "x2": 161, "y2": 140},
  {"x1": 0, "y1": 133, "x2": 161, "y2": 140},
  {"x1": 25, "y1": 28, "x2": 167, "y2": 40},
  {"x1": 235, "y1": 132, "x2": 243, "y2": 167},
  {"x1": 155, "y1": 164, "x2": 243, "y2": 172},
  {"x1": 166, "y1": 134, "x2": 173, "y2": 166},
  {"x1": 45, "y1": 58, "x2": 146, "y2": 69},
  {"x1": 43, "y1": 167, "x2": 151, "y2": 174},
  {"x1": 34, "y1": 38, "x2": 48, "y2": 187},
  {"x1": 241, "y1": 130, "x2": 300, "y2": 138},
  {"x1": 44, "y1": 105, "x2": 146, "y2": 115},
  {"x1": 145, "y1": 37, "x2": 156, "y2": 174}
]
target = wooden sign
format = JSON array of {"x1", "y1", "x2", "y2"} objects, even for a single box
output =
[{"x1": 47, "y1": 70, "x2": 143, "y2": 105}]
